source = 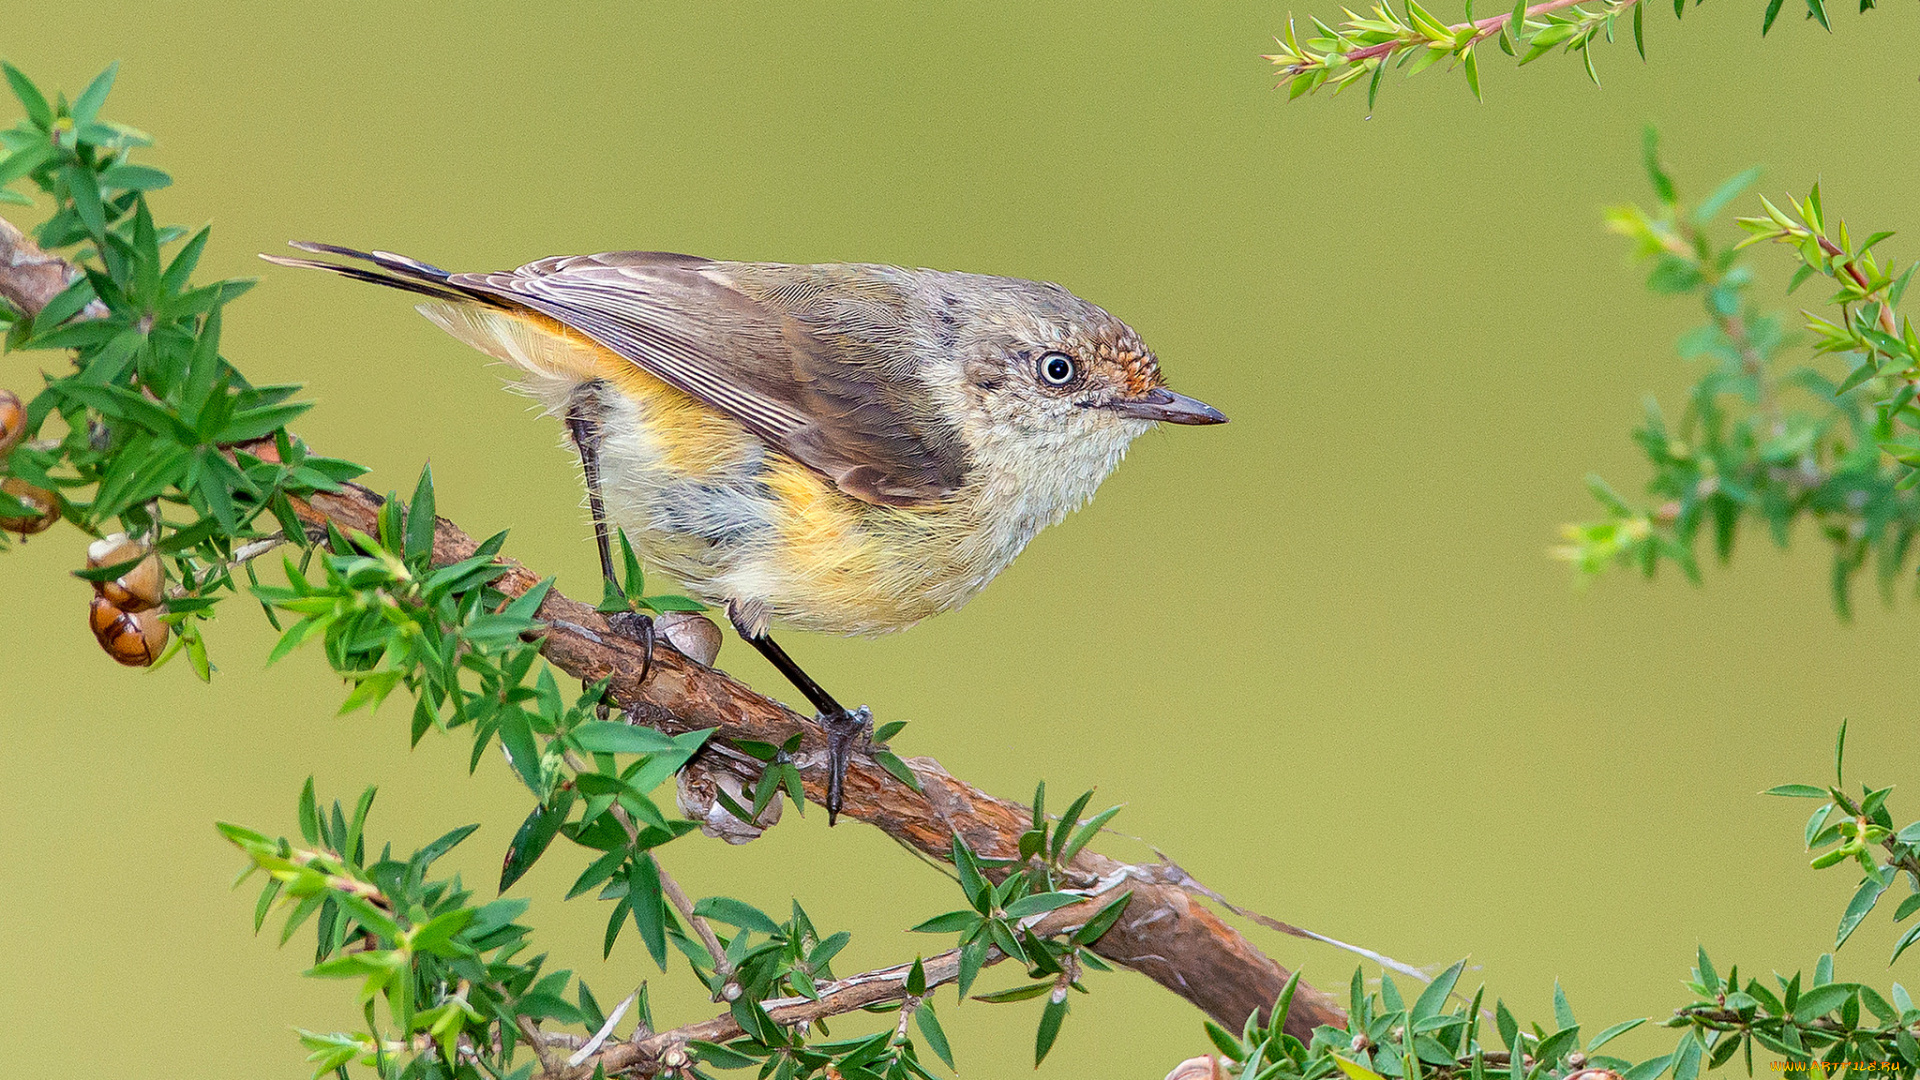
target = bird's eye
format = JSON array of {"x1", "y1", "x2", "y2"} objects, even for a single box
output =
[{"x1": 1038, "y1": 352, "x2": 1076, "y2": 387}]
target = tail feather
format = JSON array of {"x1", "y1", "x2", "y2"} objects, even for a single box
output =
[{"x1": 260, "y1": 242, "x2": 502, "y2": 306}]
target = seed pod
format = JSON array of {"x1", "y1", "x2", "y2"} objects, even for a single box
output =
[
  {"x1": 0, "y1": 389, "x2": 23, "y2": 458},
  {"x1": 1164, "y1": 1057, "x2": 1224, "y2": 1080},
  {"x1": 87, "y1": 533, "x2": 164, "y2": 612},
  {"x1": 0, "y1": 477, "x2": 59, "y2": 534},
  {"x1": 90, "y1": 595, "x2": 170, "y2": 667},
  {"x1": 675, "y1": 762, "x2": 781, "y2": 844},
  {"x1": 656, "y1": 610, "x2": 722, "y2": 667}
]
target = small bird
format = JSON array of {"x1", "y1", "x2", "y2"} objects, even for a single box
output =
[{"x1": 264, "y1": 243, "x2": 1227, "y2": 820}]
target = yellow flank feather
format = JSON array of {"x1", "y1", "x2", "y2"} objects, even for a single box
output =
[
  {"x1": 417, "y1": 298, "x2": 979, "y2": 635},
  {"x1": 411, "y1": 292, "x2": 1149, "y2": 637}
]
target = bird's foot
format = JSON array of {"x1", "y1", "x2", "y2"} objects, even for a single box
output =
[
  {"x1": 591, "y1": 611, "x2": 656, "y2": 722},
  {"x1": 606, "y1": 610, "x2": 656, "y2": 684},
  {"x1": 821, "y1": 705, "x2": 873, "y2": 826}
]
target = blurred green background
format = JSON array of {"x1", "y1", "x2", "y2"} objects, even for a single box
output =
[{"x1": 4, "y1": 3, "x2": 1919, "y2": 1077}]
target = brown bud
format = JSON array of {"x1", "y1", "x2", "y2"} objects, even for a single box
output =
[
  {"x1": 0, "y1": 477, "x2": 60, "y2": 534},
  {"x1": 87, "y1": 533, "x2": 165, "y2": 612},
  {"x1": 90, "y1": 595, "x2": 170, "y2": 667},
  {"x1": 656, "y1": 610, "x2": 722, "y2": 667},
  {"x1": 0, "y1": 388, "x2": 23, "y2": 458}
]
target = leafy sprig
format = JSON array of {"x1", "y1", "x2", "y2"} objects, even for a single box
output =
[
  {"x1": 0, "y1": 60, "x2": 362, "y2": 671},
  {"x1": 1266, "y1": 0, "x2": 1881, "y2": 106},
  {"x1": 1765, "y1": 724, "x2": 1920, "y2": 964},
  {"x1": 1556, "y1": 133, "x2": 1920, "y2": 616},
  {"x1": 1265, "y1": 0, "x2": 1640, "y2": 107}
]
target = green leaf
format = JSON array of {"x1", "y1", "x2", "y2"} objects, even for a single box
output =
[
  {"x1": 1412, "y1": 960, "x2": 1465, "y2": 1023},
  {"x1": 1764, "y1": 784, "x2": 1829, "y2": 799},
  {"x1": 1696, "y1": 947, "x2": 1720, "y2": 995},
  {"x1": 1833, "y1": 720, "x2": 1847, "y2": 788},
  {"x1": 100, "y1": 163, "x2": 171, "y2": 191},
  {"x1": 500, "y1": 802, "x2": 564, "y2": 892},
  {"x1": 1641, "y1": 127, "x2": 1675, "y2": 205},
  {"x1": 974, "y1": 982, "x2": 1052, "y2": 1004},
  {"x1": 572, "y1": 721, "x2": 681, "y2": 755},
  {"x1": 1034, "y1": 995, "x2": 1068, "y2": 1065},
  {"x1": 297, "y1": 777, "x2": 321, "y2": 844},
  {"x1": 1070, "y1": 891, "x2": 1132, "y2": 946},
  {"x1": 952, "y1": 834, "x2": 991, "y2": 913},
  {"x1": 71, "y1": 62, "x2": 119, "y2": 126},
  {"x1": 1762, "y1": 0, "x2": 1787, "y2": 31},
  {"x1": 1334, "y1": 1056, "x2": 1390, "y2": 1080},
  {"x1": 690, "y1": 1041, "x2": 763, "y2": 1070},
  {"x1": 1004, "y1": 892, "x2": 1083, "y2": 919},
  {"x1": 911, "y1": 910, "x2": 981, "y2": 935},
  {"x1": 956, "y1": 937, "x2": 989, "y2": 1000},
  {"x1": 627, "y1": 855, "x2": 669, "y2": 969},
  {"x1": 916, "y1": 1000, "x2": 956, "y2": 1071},
  {"x1": 3, "y1": 63, "x2": 52, "y2": 128},
  {"x1": 1588, "y1": 1018, "x2": 1646, "y2": 1053},
  {"x1": 1891, "y1": 922, "x2": 1920, "y2": 964},
  {"x1": 1693, "y1": 167, "x2": 1762, "y2": 225},
  {"x1": 63, "y1": 164, "x2": 106, "y2": 238},
  {"x1": 874, "y1": 750, "x2": 922, "y2": 792},
  {"x1": 1836, "y1": 875, "x2": 1887, "y2": 949},
  {"x1": 1059, "y1": 805, "x2": 1122, "y2": 865},
  {"x1": 215, "y1": 400, "x2": 311, "y2": 443},
  {"x1": 1623, "y1": 1054, "x2": 1673, "y2": 1080},
  {"x1": 497, "y1": 711, "x2": 544, "y2": 793},
  {"x1": 1804, "y1": 0, "x2": 1831, "y2": 30},
  {"x1": 691, "y1": 896, "x2": 782, "y2": 936},
  {"x1": 409, "y1": 908, "x2": 476, "y2": 958},
  {"x1": 1670, "y1": 1032, "x2": 1703, "y2": 1080},
  {"x1": 1792, "y1": 982, "x2": 1856, "y2": 1022}
]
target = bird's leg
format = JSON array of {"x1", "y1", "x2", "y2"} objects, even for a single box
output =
[
  {"x1": 727, "y1": 603, "x2": 870, "y2": 826},
  {"x1": 565, "y1": 384, "x2": 653, "y2": 683}
]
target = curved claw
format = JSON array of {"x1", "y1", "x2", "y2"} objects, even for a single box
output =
[{"x1": 606, "y1": 610, "x2": 656, "y2": 684}]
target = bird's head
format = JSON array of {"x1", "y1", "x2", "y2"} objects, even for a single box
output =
[
  {"x1": 923, "y1": 271, "x2": 1225, "y2": 520},
  {"x1": 942, "y1": 273, "x2": 1226, "y2": 442}
]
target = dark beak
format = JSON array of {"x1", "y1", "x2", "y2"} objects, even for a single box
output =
[{"x1": 1097, "y1": 387, "x2": 1228, "y2": 425}]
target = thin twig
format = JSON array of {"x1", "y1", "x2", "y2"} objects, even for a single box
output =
[
  {"x1": 655, "y1": 861, "x2": 731, "y2": 988},
  {"x1": 516, "y1": 1016, "x2": 561, "y2": 1078}
]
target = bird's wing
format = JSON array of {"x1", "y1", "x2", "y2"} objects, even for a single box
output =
[{"x1": 450, "y1": 252, "x2": 969, "y2": 507}]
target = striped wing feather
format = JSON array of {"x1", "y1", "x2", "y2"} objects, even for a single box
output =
[{"x1": 451, "y1": 252, "x2": 968, "y2": 507}]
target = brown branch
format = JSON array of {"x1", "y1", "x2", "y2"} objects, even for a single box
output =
[
  {"x1": 279, "y1": 461, "x2": 1344, "y2": 1038},
  {"x1": 552, "y1": 892, "x2": 1113, "y2": 1078},
  {"x1": 0, "y1": 216, "x2": 82, "y2": 315},
  {"x1": 0, "y1": 214, "x2": 1346, "y2": 1042}
]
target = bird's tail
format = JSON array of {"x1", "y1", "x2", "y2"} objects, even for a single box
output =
[
  {"x1": 258, "y1": 242, "x2": 507, "y2": 308},
  {"x1": 263, "y1": 242, "x2": 622, "y2": 388}
]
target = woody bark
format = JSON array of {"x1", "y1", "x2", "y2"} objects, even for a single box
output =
[{"x1": 0, "y1": 215, "x2": 1345, "y2": 1039}]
